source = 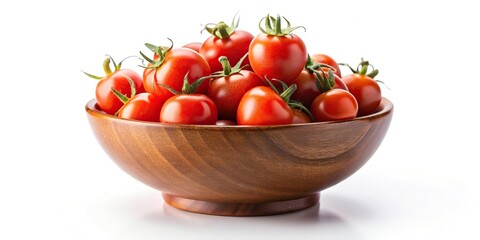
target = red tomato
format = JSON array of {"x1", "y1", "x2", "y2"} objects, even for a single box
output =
[
  {"x1": 248, "y1": 15, "x2": 307, "y2": 84},
  {"x1": 143, "y1": 48, "x2": 211, "y2": 99},
  {"x1": 292, "y1": 109, "x2": 312, "y2": 124},
  {"x1": 160, "y1": 94, "x2": 218, "y2": 125},
  {"x1": 249, "y1": 33, "x2": 306, "y2": 84},
  {"x1": 117, "y1": 93, "x2": 168, "y2": 122},
  {"x1": 200, "y1": 30, "x2": 253, "y2": 73},
  {"x1": 182, "y1": 42, "x2": 202, "y2": 52},
  {"x1": 208, "y1": 70, "x2": 265, "y2": 121},
  {"x1": 342, "y1": 74, "x2": 381, "y2": 116},
  {"x1": 290, "y1": 70, "x2": 318, "y2": 108},
  {"x1": 310, "y1": 89, "x2": 358, "y2": 122},
  {"x1": 312, "y1": 54, "x2": 342, "y2": 77},
  {"x1": 237, "y1": 86, "x2": 293, "y2": 125},
  {"x1": 291, "y1": 68, "x2": 347, "y2": 108},
  {"x1": 95, "y1": 69, "x2": 144, "y2": 115}
]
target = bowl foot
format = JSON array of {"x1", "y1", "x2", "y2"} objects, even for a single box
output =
[{"x1": 162, "y1": 193, "x2": 320, "y2": 216}]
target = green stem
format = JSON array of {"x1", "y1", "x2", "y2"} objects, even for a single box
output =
[
  {"x1": 178, "y1": 72, "x2": 215, "y2": 94},
  {"x1": 341, "y1": 58, "x2": 379, "y2": 79},
  {"x1": 359, "y1": 61, "x2": 369, "y2": 75},
  {"x1": 274, "y1": 15, "x2": 282, "y2": 35},
  {"x1": 111, "y1": 74, "x2": 136, "y2": 104},
  {"x1": 216, "y1": 22, "x2": 231, "y2": 39},
  {"x1": 289, "y1": 101, "x2": 314, "y2": 121},
  {"x1": 305, "y1": 54, "x2": 315, "y2": 70},
  {"x1": 313, "y1": 68, "x2": 335, "y2": 92},
  {"x1": 279, "y1": 84, "x2": 297, "y2": 103},
  {"x1": 103, "y1": 57, "x2": 112, "y2": 75},
  {"x1": 218, "y1": 56, "x2": 232, "y2": 75},
  {"x1": 258, "y1": 14, "x2": 305, "y2": 36}
]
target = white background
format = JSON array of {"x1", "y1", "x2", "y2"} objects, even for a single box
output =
[{"x1": 1, "y1": 0, "x2": 479, "y2": 239}]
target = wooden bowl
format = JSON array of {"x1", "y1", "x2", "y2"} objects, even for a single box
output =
[{"x1": 86, "y1": 98, "x2": 393, "y2": 216}]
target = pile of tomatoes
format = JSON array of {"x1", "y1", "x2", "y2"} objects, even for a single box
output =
[{"x1": 85, "y1": 14, "x2": 382, "y2": 126}]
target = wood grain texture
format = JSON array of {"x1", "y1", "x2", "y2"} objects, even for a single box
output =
[{"x1": 86, "y1": 98, "x2": 393, "y2": 216}]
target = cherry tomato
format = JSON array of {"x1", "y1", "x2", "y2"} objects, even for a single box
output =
[
  {"x1": 160, "y1": 94, "x2": 218, "y2": 125},
  {"x1": 95, "y1": 69, "x2": 144, "y2": 115},
  {"x1": 182, "y1": 42, "x2": 202, "y2": 52},
  {"x1": 312, "y1": 54, "x2": 342, "y2": 77},
  {"x1": 342, "y1": 74, "x2": 381, "y2": 116},
  {"x1": 341, "y1": 59, "x2": 382, "y2": 116},
  {"x1": 248, "y1": 15, "x2": 307, "y2": 84},
  {"x1": 292, "y1": 109, "x2": 312, "y2": 124},
  {"x1": 249, "y1": 34, "x2": 306, "y2": 84},
  {"x1": 86, "y1": 56, "x2": 145, "y2": 115},
  {"x1": 310, "y1": 89, "x2": 358, "y2": 122},
  {"x1": 237, "y1": 86, "x2": 293, "y2": 125},
  {"x1": 208, "y1": 69, "x2": 265, "y2": 121},
  {"x1": 291, "y1": 68, "x2": 347, "y2": 108},
  {"x1": 200, "y1": 30, "x2": 253, "y2": 73},
  {"x1": 117, "y1": 93, "x2": 168, "y2": 122},
  {"x1": 143, "y1": 47, "x2": 211, "y2": 100}
]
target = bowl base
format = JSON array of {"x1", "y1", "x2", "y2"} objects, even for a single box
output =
[{"x1": 162, "y1": 193, "x2": 320, "y2": 216}]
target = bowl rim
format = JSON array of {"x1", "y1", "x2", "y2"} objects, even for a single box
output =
[{"x1": 85, "y1": 97, "x2": 393, "y2": 130}]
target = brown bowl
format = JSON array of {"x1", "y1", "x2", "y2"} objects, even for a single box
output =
[{"x1": 86, "y1": 98, "x2": 393, "y2": 216}]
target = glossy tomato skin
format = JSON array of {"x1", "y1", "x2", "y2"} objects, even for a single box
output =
[
  {"x1": 312, "y1": 54, "x2": 342, "y2": 77},
  {"x1": 342, "y1": 74, "x2": 381, "y2": 116},
  {"x1": 200, "y1": 30, "x2": 254, "y2": 72},
  {"x1": 143, "y1": 48, "x2": 211, "y2": 99},
  {"x1": 207, "y1": 70, "x2": 265, "y2": 121},
  {"x1": 117, "y1": 93, "x2": 168, "y2": 122},
  {"x1": 182, "y1": 42, "x2": 202, "y2": 52},
  {"x1": 160, "y1": 94, "x2": 218, "y2": 125},
  {"x1": 237, "y1": 86, "x2": 293, "y2": 125},
  {"x1": 249, "y1": 34, "x2": 307, "y2": 84},
  {"x1": 96, "y1": 69, "x2": 144, "y2": 115},
  {"x1": 292, "y1": 109, "x2": 312, "y2": 124},
  {"x1": 310, "y1": 89, "x2": 358, "y2": 122},
  {"x1": 290, "y1": 70, "x2": 318, "y2": 108},
  {"x1": 291, "y1": 69, "x2": 347, "y2": 108}
]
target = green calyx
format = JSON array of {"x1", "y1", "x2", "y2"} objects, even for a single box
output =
[
  {"x1": 212, "y1": 53, "x2": 249, "y2": 77},
  {"x1": 139, "y1": 38, "x2": 174, "y2": 69},
  {"x1": 259, "y1": 14, "x2": 305, "y2": 36},
  {"x1": 160, "y1": 72, "x2": 213, "y2": 95},
  {"x1": 83, "y1": 55, "x2": 138, "y2": 80},
  {"x1": 340, "y1": 58, "x2": 379, "y2": 78},
  {"x1": 111, "y1": 74, "x2": 137, "y2": 116},
  {"x1": 203, "y1": 15, "x2": 239, "y2": 39},
  {"x1": 265, "y1": 77, "x2": 314, "y2": 121},
  {"x1": 304, "y1": 54, "x2": 335, "y2": 92},
  {"x1": 111, "y1": 74, "x2": 136, "y2": 104}
]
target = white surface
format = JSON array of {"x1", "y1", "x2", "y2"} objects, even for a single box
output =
[{"x1": 1, "y1": 0, "x2": 479, "y2": 239}]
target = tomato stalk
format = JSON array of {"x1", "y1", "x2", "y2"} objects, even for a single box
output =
[
  {"x1": 103, "y1": 57, "x2": 113, "y2": 75},
  {"x1": 218, "y1": 56, "x2": 232, "y2": 75},
  {"x1": 339, "y1": 58, "x2": 389, "y2": 89},
  {"x1": 139, "y1": 39, "x2": 174, "y2": 69},
  {"x1": 266, "y1": 77, "x2": 314, "y2": 120},
  {"x1": 304, "y1": 54, "x2": 335, "y2": 92},
  {"x1": 83, "y1": 55, "x2": 140, "y2": 80},
  {"x1": 214, "y1": 53, "x2": 248, "y2": 76},
  {"x1": 259, "y1": 14, "x2": 305, "y2": 36},
  {"x1": 159, "y1": 72, "x2": 213, "y2": 95},
  {"x1": 203, "y1": 14, "x2": 240, "y2": 39},
  {"x1": 110, "y1": 75, "x2": 137, "y2": 115},
  {"x1": 340, "y1": 58, "x2": 379, "y2": 79}
]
